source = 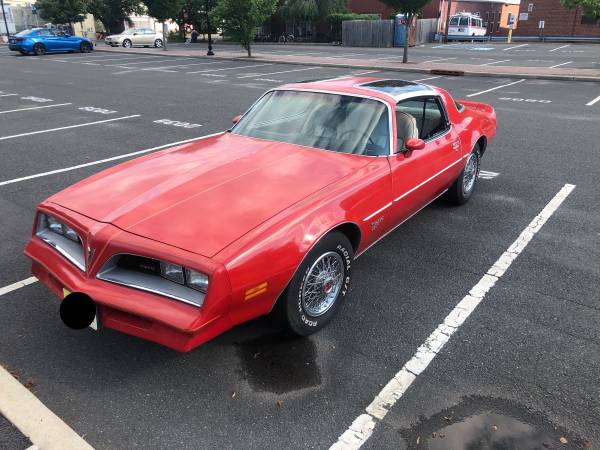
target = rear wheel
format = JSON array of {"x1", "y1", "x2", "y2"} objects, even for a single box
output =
[
  {"x1": 33, "y1": 43, "x2": 45, "y2": 56},
  {"x1": 122, "y1": 39, "x2": 132, "y2": 48},
  {"x1": 446, "y1": 144, "x2": 481, "y2": 205},
  {"x1": 80, "y1": 42, "x2": 92, "y2": 53},
  {"x1": 276, "y1": 232, "x2": 353, "y2": 335},
  {"x1": 154, "y1": 39, "x2": 163, "y2": 48}
]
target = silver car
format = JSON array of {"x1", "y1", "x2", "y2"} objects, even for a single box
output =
[{"x1": 105, "y1": 28, "x2": 163, "y2": 48}]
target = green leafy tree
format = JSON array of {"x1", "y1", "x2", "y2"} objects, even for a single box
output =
[
  {"x1": 326, "y1": 12, "x2": 379, "y2": 42},
  {"x1": 561, "y1": 0, "x2": 600, "y2": 19},
  {"x1": 280, "y1": 0, "x2": 346, "y2": 22},
  {"x1": 175, "y1": 0, "x2": 217, "y2": 39},
  {"x1": 380, "y1": 0, "x2": 429, "y2": 63},
  {"x1": 211, "y1": 0, "x2": 278, "y2": 57},
  {"x1": 142, "y1": 0, "x2": 185, "y2": 22},
  {"x1": 86, "y1": 0, "x2": 143, "y2": 33},
  {"x1": 35, "y1": 0, "x2": 87, "y2": 27}
]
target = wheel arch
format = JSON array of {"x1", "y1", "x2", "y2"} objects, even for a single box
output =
[{"x1": 476, "y1": 135, "x2": 487, "y2": 156}]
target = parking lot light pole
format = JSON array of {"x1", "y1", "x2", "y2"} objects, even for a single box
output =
[
  {"x1": 206, "y1": 0, "x2": 214, "y2": 56},
  {"x1": 1, "y1": 0, "x2": 10, "y2": 40}
]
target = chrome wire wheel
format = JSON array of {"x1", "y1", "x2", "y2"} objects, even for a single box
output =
[
  {"x1": 462, "y1": 152, "x2": 478, "y2": 195},
  {"x1": 302, "y1": 251, "x2": 345, "y2": 317}
]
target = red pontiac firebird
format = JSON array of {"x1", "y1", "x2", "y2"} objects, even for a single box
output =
[{"x1": 25, "y1": 78, "x2": 496, "y2": 351}]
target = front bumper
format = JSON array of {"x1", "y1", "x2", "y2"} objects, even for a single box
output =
[{"x1": 24, "y1": 204, "x2": 233, "y2": 352}]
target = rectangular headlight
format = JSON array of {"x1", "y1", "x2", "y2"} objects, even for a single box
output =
[
  {"x1": 160, "y1": 261, "x2": 184, "y2": 284},
  {"x1": 185, "y1": 269, "x2": 209, "y2": 293}
]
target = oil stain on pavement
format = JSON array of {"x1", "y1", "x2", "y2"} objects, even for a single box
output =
[
  {"x1": 400, "y1": 396, "x2": 592, "y2": 449},
  {"x1": 235, "y1": 333, "x2": 321, "y2": 394}
]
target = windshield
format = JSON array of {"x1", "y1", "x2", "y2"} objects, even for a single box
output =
[
  {"x1": 232, "y1": 90, "x2": 390, "y2": 156},
  {"x1": 449, "y1": 17, "x2": 459, "y2": 26}
]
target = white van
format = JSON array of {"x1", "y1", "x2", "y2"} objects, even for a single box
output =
[{"x1": 448, "y1": 13, "x2": 487, "y2": 39}]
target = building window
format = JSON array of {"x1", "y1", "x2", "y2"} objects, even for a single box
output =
[
  {"x1": 527, "y1": 3, "x2": 534, "y2": 12},
  {"x1": 581, "y1": 14, "x2": 598, "y2": 25}
]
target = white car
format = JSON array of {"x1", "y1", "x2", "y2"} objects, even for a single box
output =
[{"x1": 105, "y1": 28, "x2": 163, "y2": 48}]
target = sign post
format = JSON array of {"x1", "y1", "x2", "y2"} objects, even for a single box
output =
[
  {"x1": 538, "y1": 19, "x2": 545, "y2": 42},
  {"x1": 507, "y1": 13, "x2": 515, "y2": 43}
]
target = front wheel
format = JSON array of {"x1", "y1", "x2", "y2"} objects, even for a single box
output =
[
  {"x1": 80, "y1": 42, "x2": 92, "y2": 53},
  {"x1": 277, "y1": 232, "x2": 353, "y2": 335},
  {"x1": 154, "y1": 39, "x2": 163, "y2": 48},
  {"x1": 19, "y1": 50, "x2": 28, "y2": 55},
  {"x1": 446, "y1": 145, "x2": 481, "y2": 205},
  {"x1": 122, "y1": 39, "x2": 132, "y2": 48},
  {"x1": 33, "y1": 43, "x2": 45, "y2": 56}
]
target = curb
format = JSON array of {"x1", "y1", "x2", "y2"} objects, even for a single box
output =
[{"x1": 95, "y1": 48, "x2": 600, "y2": 82}]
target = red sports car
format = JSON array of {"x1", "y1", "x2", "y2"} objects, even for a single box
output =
[{"x1": 25, "y1": 78, "x2": 496, "y2": 351}]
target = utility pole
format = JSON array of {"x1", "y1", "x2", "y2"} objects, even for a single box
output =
[
  {"x1": 0, "y1": 0, "x2": 10, "y2": 39},
  {"x1": 443, "y1": 0, "x2": 452, "y2": 43}
]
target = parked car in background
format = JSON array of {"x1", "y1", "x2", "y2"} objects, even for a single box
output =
[
  {"x1": 8, "y1": 28, "x2": 93, "y2": 55},
  {"x1": 105, "y1": 28, "x2": 163, "y2": 48},
  {"x1": 448, "y1": 13, "x2": 487, "y2": 39}
]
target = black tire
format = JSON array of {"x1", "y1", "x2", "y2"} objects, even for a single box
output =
[
  {"x1": 446, "y1": 144, "x2": 481, "y2": 205},
  {"x1": 33, "y1": 43, "x2": 45, "y2": 56},
  {"x1": 122, "y1": 39, "x2": 132, "y2": 48},
  {"x1": 80, "y1": 42, "x2": 92, "y2": 53},
  {"x1": 276, "y1": 232, "x2": 353, "y2": 336},
  {"x1": 154, "y1": 39, "x2": 163, "y2": 48},
  {"x1": 19, "y1": 50, "x2": 28, "y2": 55}
]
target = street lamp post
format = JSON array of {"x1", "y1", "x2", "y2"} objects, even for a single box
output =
[
  {"x1": 206, "y1": 0, "x2": 214, "y2": 55},
  {"x1": 0, "y1": 0, "x2": 11, "y2": 40}
]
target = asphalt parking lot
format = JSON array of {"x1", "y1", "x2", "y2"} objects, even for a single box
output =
[
  {"x1": 1, "y1": 46, "x2": 599, "y2": 449},
  {"x1": 164, "y1": 41, "x2": 600, "y2": 70}
]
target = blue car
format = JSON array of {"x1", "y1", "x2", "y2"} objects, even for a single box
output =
[{"x1": 8, "y1": 28, "x2": 94, "y2": 56}]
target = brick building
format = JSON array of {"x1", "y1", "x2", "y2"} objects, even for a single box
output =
[{"x1": 512, "y1": 0, "x2": 600, "y2": 36}]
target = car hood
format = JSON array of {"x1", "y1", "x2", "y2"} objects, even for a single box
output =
[{"x1": 49, "y1": 133, "x2": 371, "y2": 257}]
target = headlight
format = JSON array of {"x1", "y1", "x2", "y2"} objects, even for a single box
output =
[
  {"x1": 185, "y1": 269, "x2": 209, "y2": 293},
  {"x1": 160, "y1": 261, "x2": 184, "y2": 284},
  {"x1": 39, "y1": 213, "x2": 81, "y2": 243}
]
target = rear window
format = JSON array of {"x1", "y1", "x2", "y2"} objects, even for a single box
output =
[{"x1": 15, "y1": 29, "x2": 34, "y2": 37}]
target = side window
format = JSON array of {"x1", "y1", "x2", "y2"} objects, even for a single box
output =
[
  {"x1": 396, "y1": 99, "x2": 426, "y2": 145},
  {"x1": 459, "y1": 17, "x2": 469, "y2": 26},
  {"x1": 422, "y1": 98, "x2": 449, "y2": 140},
  {"x1": 37, "y1": 29, "x2": 51, "y2": 36}
]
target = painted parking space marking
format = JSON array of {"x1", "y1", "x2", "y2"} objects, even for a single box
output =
[
  {"x1": 0, "y1": 135, "x2": 219, "y2": 187},
  {"x1": 0, "y1": 93, "x2": 19, "y2": 97},
  {"x1": 78, "y1": 106, "x2": 118, "y2": 114},
  {"x1": 187, "y1": 63, "x2": 274, "y2": 74},
  {"x1": 237, "y1": 66, "x2": 320, "y2": 78},
  {"x1": 330, "y1": 183, "x2": 576, "y2": 450},
  {"x1": 153, "y1": 118, "x2": 202, "y2": 129},
  {"x1": 0, "y1": 365, "x2": 93, "y2": 450},
  {"x1": 21, "y1": 96, "x2": 53, "y2": 103},
  {"x1": 478, "y1": 170, "x2": 499, "y2": 179},
  {"x1": 586, "y1": 95, "x2": 600, "y2": 106},
  {"x1": 103, "y1": 58, "x2": 194, "y2": 67},
  {"x1": 467, "y1": 79, "x2": 525, "y2": 97},
  {"x1": 549, "y1": 44, "x2": 570, "y2": 52},
  {"x1": 498, "y1": 97, "x2": 552, "y2": 104},
  {"x1": 0, "y1": 277, "x2": 38, "y2": 297},
  {"x1": 549, "y1": 61, "x2": 572, "y2": 68},
  {"x1": 503, "y1": 44, "x2": 528, "y2": 51},
  {"x1": 480, "y1": 59, "x2": 512, "y2": 66},
  {"x1": 0, "y1": 115, "x2": 140, "y2": 141},
  {"x1": 420, "y1": 57, "x2": 457, "y2": 64},
  {"x1": 0, "y1": 103, "x2": 72, "y2": 114}
]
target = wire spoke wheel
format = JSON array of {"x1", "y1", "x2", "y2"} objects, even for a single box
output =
[
  {"x1": 302, "y1": 251, "x2": 344, "y2": 317},
  {"x1": 462, "y1": 152, "x2": 478, "y2": 195}
]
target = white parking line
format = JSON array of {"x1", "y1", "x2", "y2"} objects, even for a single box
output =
[
  {"x1": 72, "y1": 56, "x2": 160, "y2": 63},
  {"x1": 586, "y1": 95, "x2": 600, "y2": 106},
  {"x1": 413, "y1": 76, "x2": 442, "y2": 82},
  {"x1": 0, "y1": 365, "x2": 93, "y2": 450},
  {"x1": 0, "y1": 115, "x2": 140, "y2": 141},
  {"x1": 480, "y1": 59, "x2": 512, "y2": 66},
  {"x1": 0, "y1": 134, "x2": 221, "y2": 187},
  {"x1": 0, "y1": 93, "x2": 19, "y2": 97},
  {"x1": 0, "y1": 103, "x2": 72, "y2": 114},
  {"x1": 103, "y1": 58, "x2": 193, "y2": 67},
  {"x1": 237, "y1": 66, "x2": 320, "y2": 78},
  {"x1": 0, "y1": 277, "x2": 38, "y2": 297},
  {"x1": 549, "y1": 61, "x2": 572, "y2": 68},
  {"x1": 466, "y1": 79, "x2": 525, "y2": 97},
  {"x1": 420, "y1": 57, "x2": 457, "y2": 64},
  {"x1": 330, "y1": 183, "x2": 576, "y2": 450},
  {"x1": 503, "y1": 43, "x2": 528, "y2": 51},
  {"x1": 187, "y1": 63, "x2": 273, "y2": 74},
  {"x1": 549, "y1": 44, "x2": 570, "y2": 52}
]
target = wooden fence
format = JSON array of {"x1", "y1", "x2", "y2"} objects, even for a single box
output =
[{"x1": 342, "y1": 18, "x2": 439, "y2": 47}]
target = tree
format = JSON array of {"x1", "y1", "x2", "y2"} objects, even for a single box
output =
[
  {"x1": 86, "y1": 0, "x2": 142, "y2": 33},
  {"x1": 211, "y1": 0, "x2": 277, "y2": 57},
  {"x1": 142, "y1": 0, "x2": 185, "y2": 49},
  {"x1": 35, "y1": 0, "x2": 87, "y2": 27},
  {"x1": 280, "y1": 0, "x2": 346, "y2": 22},
  {"x1": 561, "y1": 0, "x2": 600, "y2": 19},
  {"x1": 379, "y1": 0, "x2": 429, "y2": 63}
]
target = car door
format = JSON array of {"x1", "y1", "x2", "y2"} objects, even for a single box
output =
[
  {"x1": 37, "y1": 29, "x2": 58, "y2": 50},
  {"x1": 387, "y1": 96, "x2": 463, "y2": 225}
]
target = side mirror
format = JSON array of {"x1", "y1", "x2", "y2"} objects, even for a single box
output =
[
  {"x1": 232, "y1": 115, "x2": 242, "y2": 125},
  {"x1": 404, "y1": 138, "x2": 426, "y2": 151},
  {"x1": 64, "y1": 33, "x2": 71, "y2": 37}
]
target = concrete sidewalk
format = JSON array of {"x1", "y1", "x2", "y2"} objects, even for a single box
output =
[{"x1": 95, "y1": 45, "x2": 600, "y2": 81}]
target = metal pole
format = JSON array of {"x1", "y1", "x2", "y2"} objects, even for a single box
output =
[
  {"x1": 206, "y1": 0, "x2": 214, "y2": 55},
  {"x1": 443, "y1": 0, "x2": 452, "y2": 43},
  {"x1": 0, "y1": 0, "x2": 10, "y2": 39}
]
